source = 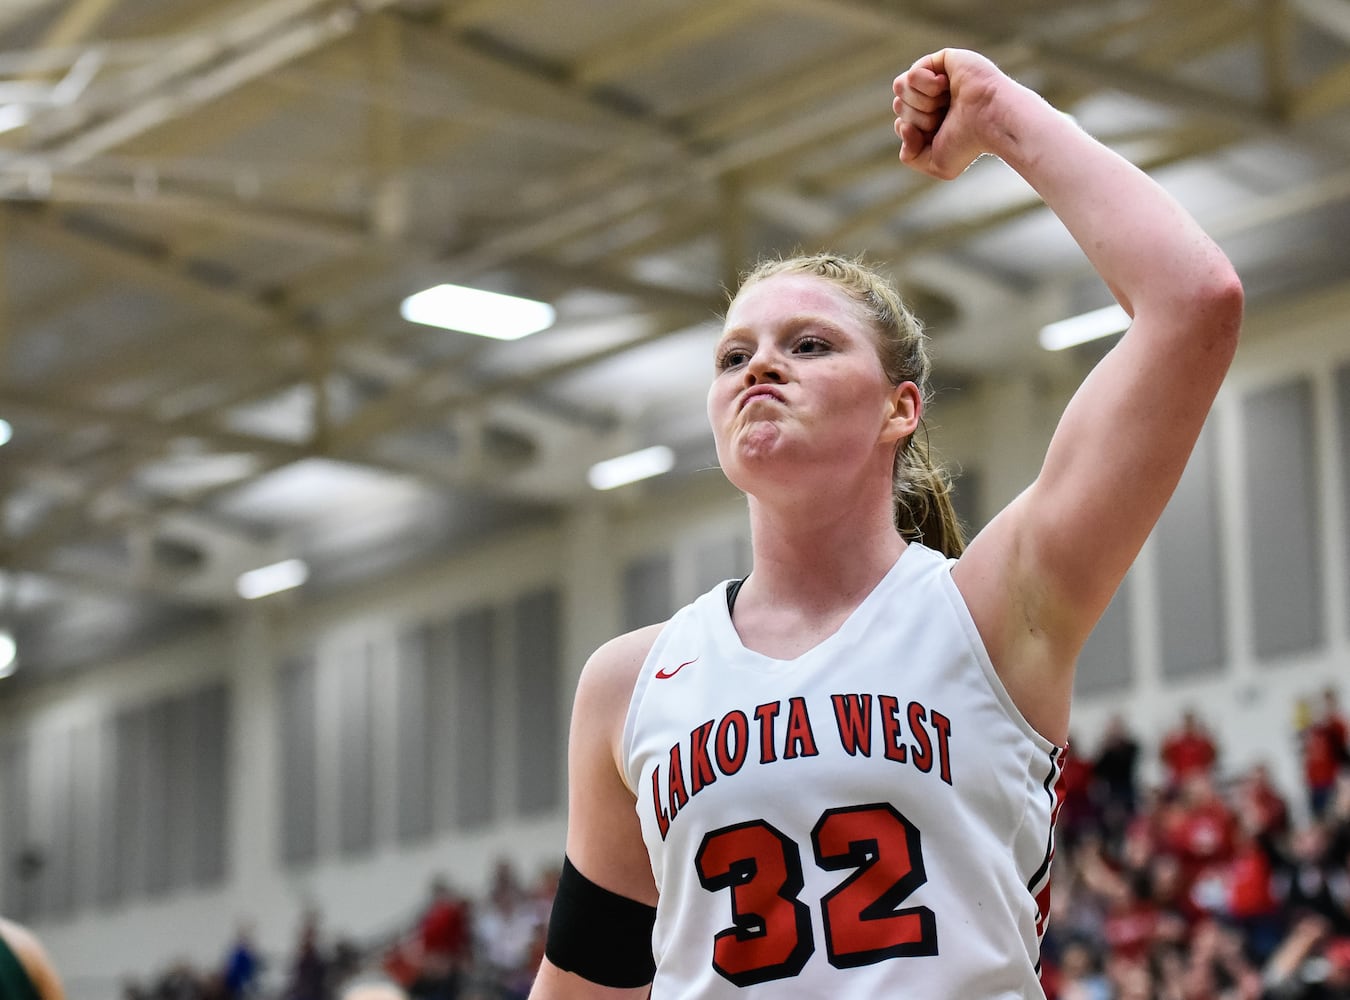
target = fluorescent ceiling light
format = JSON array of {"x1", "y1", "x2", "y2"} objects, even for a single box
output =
[
  {"x1": 400, "y1": 283, "x2": 555, "y2": 340},
  {"x1": 0, "y1": 419, "x2": 11, "y2": 446},
  {"x1": 0, "y1": 105, "x2": 30, "y2": 136},
  {"x1": 1038, "y1": 303, "x2": 1131, "y2": 352},
  {"x1": 0, "y1": 631, "x2": 15, "y2": 678},
  {"x1": 236, "y1": 558, "x2": 309, "y2": 600},
  {"x1": 588, "y1": 446, "x2": 676, "y2": 491}
]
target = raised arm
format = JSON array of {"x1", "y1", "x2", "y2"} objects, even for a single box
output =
[
  {"x1": 895, "y1": 49, "x2": 1243, "y2": 741},
  {"x1": 529, "y1": 626, "x2": 661, "y2": 1000}
]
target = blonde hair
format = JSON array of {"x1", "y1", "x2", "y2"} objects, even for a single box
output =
[{"x1": 731, "y1": 253, "x2": 966, "y2": 558}]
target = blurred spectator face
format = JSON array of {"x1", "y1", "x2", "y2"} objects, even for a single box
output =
[
  {"x1": 1122, "y1": 822, "x2": 1155, "y2": 869},
  {"x1": 1059, "y1": 941, "x2": 1095, "y2": 981},
  {"x1": 1181, "y1": 771, "x2": 1217, "y2": 805},
  {"x1": 1294, "y1": 822, "x2": 1329, "y2": 863},
  {"x1": 1108, "y1": 957, "x2": 1152, "y2": 1000}
]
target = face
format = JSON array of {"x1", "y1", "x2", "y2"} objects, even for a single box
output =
[{"x1": 707, "y1": 273, "x2": 919, "y2": 491}]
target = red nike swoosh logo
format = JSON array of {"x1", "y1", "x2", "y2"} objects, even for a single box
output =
[{"x1": 655, "y1": 657, "x2": 698, "y2": 679}]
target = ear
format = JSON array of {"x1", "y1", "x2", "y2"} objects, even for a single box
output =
[{"x1": 881, "y1": 380, "x2": 922, "y2": 443}]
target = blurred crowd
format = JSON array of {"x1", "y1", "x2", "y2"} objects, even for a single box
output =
[
  {"x1": 118, "y1": 686, "x2": 1350, "y2": 1000},
  {"x1": 1043, "y1": 686, "x2": 1350, "y2": 1000},
  {"x1": 120, "y1": 861, "x2": 555, "y2": 1000}
]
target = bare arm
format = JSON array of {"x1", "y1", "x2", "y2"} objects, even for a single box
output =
[
  {"x1": 0, "y1": 918, "x2": 65, "y2": 1000},
  {"x1": 529, "y1": 625, "x2": 663, "y2": 1000},
  {"x1": 895, "y1": 49, "x2": 1243, "y2": 742}
]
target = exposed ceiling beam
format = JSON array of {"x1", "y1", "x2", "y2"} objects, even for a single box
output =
[
  {"x1": 0, "y1": 225, "x2": 8, "y2": 369},
  {"x1": 0, "y1": 0, "x2": 61, "y2": 36},
  {"x1": 570, "y1": 0, "x2": 761, "y2": 87},
  {"x1": 1204, "y1": 163, "x2": 1350, "y2": 242},
  {"x1": 10, "y1": 176, "x2": 374, "y2": 251},
  {"x1": 1291, "y1": 58, "x2": 1350, "y2": 122},
  {"x1": 788, "y1": 0, "x2": 1280, "y2": 131},
  {"x1": 1295, "y1": 0, "x2": 1350, "y2": 44},
  {"x1": 411, "y1": 26, "x2": 690, "y2": 155},
  {"x1": 0, "y1": 386, "x2": 309, "y2": 461},
  {"x1": 31, "y1": 0, "x2": 120, "y2": 53},
  {"x1": 1260, "y1": 0, "x2": 1295, "y2": 117},
  {"x1": 6, "y1": 0, "x2": 404, "y2": 189},
  {"x1": 444, "y1": 0, "x2": 533, "y2": 28},
  {"x1": 678, "y1": 38, "x2": 904, "y2": 144},
  {"x1": 365, "y1": 11, "x2": 407, "y2": 241},
  {"x1": 6, "y1": 204, "x2": 303, "y2": 328}
]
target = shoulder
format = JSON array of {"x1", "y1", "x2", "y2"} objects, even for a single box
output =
[
  {"x1": 0, "y1": 917, "x2": 63, "y2": 1000},
  {"x1": 576, "y1": 622, "x2": 667, "y2": 716},
  {"x1": 570, "y1": 622, "x2": 669, "y2": 767}
]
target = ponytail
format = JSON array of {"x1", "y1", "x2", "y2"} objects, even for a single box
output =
[{"x1": 894, "y1": 422, "x2": 966, "y2": 558}]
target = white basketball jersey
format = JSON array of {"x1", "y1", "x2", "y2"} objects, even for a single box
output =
[{"x1": 622, "y1": 542, "x2": 1064, "y2": 999}]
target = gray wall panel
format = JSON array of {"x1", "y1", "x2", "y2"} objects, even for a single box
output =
[
  {"x1": 337, "y1": 643, "x2": 375, "y2": 855},
  {"x1": 1, "y1": 737, "x2": 30, "y2": 919},
  {"x1": 623, "y1": 553, "x2": 672, "y2": 632},
  {"x1": 41, "y1": 728, "x2": 76, "y2": 919},
  {"x1": 143, "y1": 702, "x2": 171, "y2": 897},
  {"x1": 951, "y1": 467, "x2": 984, "y2": 538},
  {"x1": 1156, "y1": 421, "x2": 1227, "y2": 678},
  {"x1": 279, "y1": 655, "x2": 318, "y2": 866},
  {"x1": 1243, "y1": 378, "x2": 1324, "y2": 659},
  {"x1": 1075, "y1": 580, "x2": 1134, "y2": 695},
  {"x1": 112, "y1": 707, "x2": 149, "y2": 901},
  {"x1": 71, "y1": 722, "x2": 101, "y2": 910},
  {"x1": 193, "y1": 683, "x2": 229, "y2": 885},
  {"x1": 514, "y1": 589, "x2": 561, "y2": 816},
  {"x1": 691, "y1": 534, "x2": 748, "y2": 600},
  {"x1": 454, "y1": 608, "x2": 496, "y2": 828},
  {"x1": 164, "y1": 694, "x2": 197, "y2": 893},
  {"x1": 94, "y1": 718, "x2": 120, "y2": 907},
  {"x1": 426, "y1": 621, "x2": 457, "y2": 834},
  {"x1": 396, "y1": 627, "x2": 433, "y2": 843},
  {"x1": 1335, "y1": 363, "x2": 1350, "y2": 630}
]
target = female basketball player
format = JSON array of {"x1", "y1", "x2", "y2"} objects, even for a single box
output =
[{"x1": 530, "y1": 47, "x2": 1243, "y2": 999}]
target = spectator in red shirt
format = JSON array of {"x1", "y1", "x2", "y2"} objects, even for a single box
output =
[
  {"x1": 412, "y1": 877, "x2": 471, "y2": 1000},
  {"x1": 1160, "y1": 708, "x2": 1218, "y2": 790},
  {"x1": 1164, "y1": 773, "x2": 1237, "y2": 889},
  {"x1": 1223, "y1": 824, "x2": 1283, "y2": 964},
  {"x1": 1235, "y1": 762, "x2": 1290, "y2": 840},
  {"x1": 1300, "y1": 687, "x2": 1350, "y2": 820}
]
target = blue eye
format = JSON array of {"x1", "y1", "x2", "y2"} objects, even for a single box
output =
[{"x1": 717, "y1": 349, "x2": 750, "y2": 370}]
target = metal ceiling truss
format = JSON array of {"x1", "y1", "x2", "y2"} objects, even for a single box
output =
[{"x1": 1, "y1": 0, "x2": 1349, "y2": 672}]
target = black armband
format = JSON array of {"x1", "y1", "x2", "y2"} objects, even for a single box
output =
[{"x1": 545, "y1": 855, "x2": 657, "y2": 988}]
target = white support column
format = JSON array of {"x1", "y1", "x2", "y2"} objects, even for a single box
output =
[
  {"x1": 226, "y1": 605, "x2": 289, "y2": 936},
  {"x1": 560, "y1": 499, "x2": 621, "y2": 693}
]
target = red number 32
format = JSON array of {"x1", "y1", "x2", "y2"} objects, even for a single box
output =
[{"x1": 694, "y1": 803, "x2": 938, "y2": 986}]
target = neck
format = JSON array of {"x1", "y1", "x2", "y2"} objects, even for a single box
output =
[{"x1": 741, "y1": 484, "x2": 905, "y2": 616}]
